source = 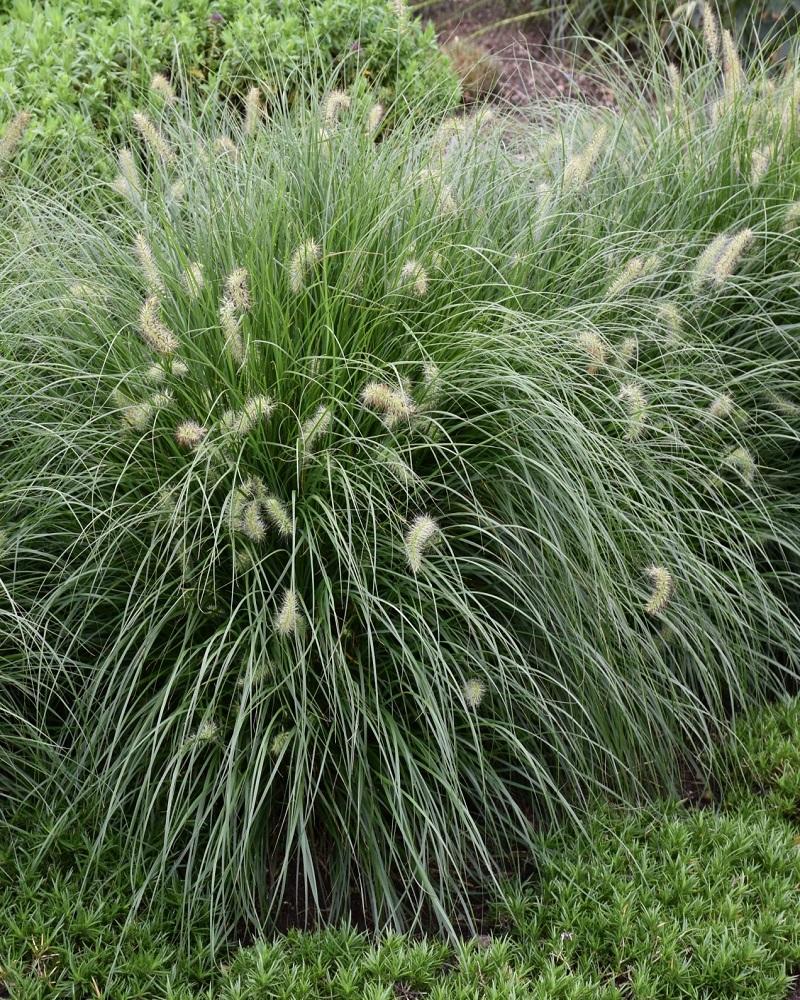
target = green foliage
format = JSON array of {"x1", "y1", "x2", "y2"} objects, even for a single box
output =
[
  {"x1": 723, "y1": 696, "x2": 800, "y2": 821},
  {"x1": 0, "y1": 813, "x2": 216, "y2": 999},
  {"x1": 2, "y1": 25, "x2": 800, "y2": 940},
  {"x1": 7, "y1": 796, "x2": 800, "y2": 999},
  {"x1": 0, "y1": 0, "x2": 459, "y2": 167}
]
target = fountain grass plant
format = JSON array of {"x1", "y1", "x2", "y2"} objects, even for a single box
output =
[{"x1": 1, "y1": 15, "x2": 799, "y2": 939}]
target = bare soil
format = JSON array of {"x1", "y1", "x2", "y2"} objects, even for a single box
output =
[{"x1": 424, "y1": 1, "x2": 616, "y2": 107}]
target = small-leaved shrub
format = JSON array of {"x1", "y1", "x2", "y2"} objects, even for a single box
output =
[{"x1": 0, "y1": 0, "x2": 459, "y2": 169}]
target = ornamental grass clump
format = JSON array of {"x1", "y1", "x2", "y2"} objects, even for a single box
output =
[{"x1": 2, "y1": 26, "x2": 800, "y2": 940}]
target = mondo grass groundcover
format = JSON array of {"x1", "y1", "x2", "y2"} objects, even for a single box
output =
[
  {"x1": 1, "y1": 14, "x2": 800, "y2": 939},
  {"x1": 8, "y1": 707, "x2": 800, "y2": 1000}
]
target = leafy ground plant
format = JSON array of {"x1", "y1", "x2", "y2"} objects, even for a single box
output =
[
  {"x1": 7, "y1": 794, "x2": 800, "y2": 999},
  {"x1": 0, "y1": 0, "x2": 459, "y2": 169},
  {"x1": 1, "y1": 11, "x2": 800, "y2": 938}
]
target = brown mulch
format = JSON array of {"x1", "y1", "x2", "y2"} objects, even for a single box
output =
[{"x1": 423, "y1": 1, "x2": 616, "y2": 107}]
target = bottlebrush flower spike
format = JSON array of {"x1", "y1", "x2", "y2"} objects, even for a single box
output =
[
  {"x1": 605, "y1": 257, "x2": 645, "y2": 299},
  {"x1": 225, "y1": 268, "x2": 251, "y2": 312},
  {"x1": 175, "y1": 419, "x2": 208, "y2": 450},
  {"x1": 400, "y1": 259, "x2": 429, "y2": 298},
  {"x1": 618, "y1": 382, "x2": 648, "y2": 439},
  {"x1": 289, "y1": 240, "x2": 321, "y2": 294},
  {"x1": 139, "y1": 296, "x2": 178, "y2": 354},
  {"x1": 0, "y1": 111, "x2": 31, "y2": 167},
  {"x1": 616, "y1": 337, "x2": 638, "y2": 367},
  {"x1": 721, "y1": 29, "x2": 744, "y2": 92},
  {"x1": 367, "y1": 103, "x2": 385, "y2": 135},
  {"x1": 132, "y1": 111, "x2": 174, "y2": 164},
  {"x1": 275, "y1": 588, "x2": 304, "y2": 636},
  {"x1": 182, "y1": 262, "x2": 204, "y2": 298},
  {"x1": 133, "y1": 233, "x2": 164, "y2": 295},
  {"x1": 711, "y1": 229, "x2": 753, "y2": 285},
  {"x1": 270, "y1": 730, "x2": 292, "y2": 756},
  {"x1": 751, "y1": 146, "x2": 771, "y2": 186},
  {"x1": 324, "y1": 90, "x2": 351, "y2": 126},
  {"x1": 300, "y1": 404, "x2": 332, "y2": 457},
  {"x1": 708, "y1": 393, "x2": 734, "y2": 420},
  {"x1": 361, "y1": 381, "x2": 416, "y2": 428},
  {"x1": 220, "y1": 299, "x2": 246, "y2": 367},
  {"x1": 576, "y1": 332, "x2": 607, "y2": 375},
  {"x1": 404, "y1": 514, "x2": 440, "y2": 573},
  {"x1": 702, "y1": 3, "x2": 720, "y2": 58},
  {"x1": 121, "y1": 400, "x2": 156, "y2": 431},
  {"x1": 240, "y1": 500, "x2": 266, "y2": 542},
  {"x1": 784, "y1": 201, "x2": 800, "y2": 231},
  {"x1": 644, "y1": 565, "x2": 674, "y2": 616},
  {"x1": 214, "y1": 136, "x2": 239, "y2": 161},
  {"x1": 263, "y1": 496, "x2": 293, "y2": 538},
  {"x1": 656, "y1": 301, "x2": 683, "y2": 343},
  {"x1": 150, "y1": 72, "x2": 176, "y2": 104},
  {"x1": 117, "y1": 148, "x2": 141, "y2": 195},
  {"x1": 244, "y1": 87, "x2": 263, "y2": 136},
  {"x1": 724, "y1": 445, "x2": 756, "y2": 485},
  {"x1": 462, "y1": 678, "x2": 486, "y2": 708}
]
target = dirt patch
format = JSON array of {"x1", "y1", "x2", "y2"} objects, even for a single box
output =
[
  {"x1": 786, "y1": 977, "x2": 800, "y2": 1000},
  {"x1": 424, "y1": 1, "x2": 616, "y2": 107}
]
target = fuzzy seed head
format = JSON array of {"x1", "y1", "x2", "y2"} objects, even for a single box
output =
[
  {"x1": 576, "y1": 331, "x2": 607, "y2": 374},
  {"x1": 616, "y1": 336, "x2": 638, "y2": 367},
  {"x1": 225, "y1": 268, "x2": 251, "y2": 312},
  {"x1": 708, "y1": 393, "x2": 734, "y2": 419},
  {"x1": 605, "y1": 256, "x2": 645, "y2": 299},
  {"x1": 367, "y1": 103, "x2": 385, "y2": 134},
  {"x1": 721, "y1": 29, "x2": 743, "y2": 92},
  {"x1": 270, "y1": 730, "x2": 292, "y2": 756},
  {"x1": 150, "y1": 72, "x2": 176, "y2": 103},
  {"x1": 784, "y1": 201, "x2": 800, "y2": 231},
  {"x1": 711, "y1": 228, "x2": 753, "y2": 285},
  {"x1": 244, "y1": 87, "x2": 263, "y2": 136},
  {"x1": 289, "y1": 240, "x2": 321, "y2": 294},
  {"x1": 182, "y1": 262, "x2": 204, "y2": 298},
  {"x1": 175, "y1": 419, "x2": 208, "y2": 450},
  {"x1": 133, "y1": 233, "x2": 164, "y2": 295},
  {"x1": 189, "y1": 719, "x2": 219, "y2": 745},
  {"x1": 220, "y1": 299, "x2": 246, "y2": 367},
  {"x1": 618, "y1": 382, "x2": 648, "y2": 439},
  {"x1": 300, "y1": 404, "x2": 332, "y2": 456},
  {"x1": 644, "y1": 565, "x2": 674, "y2": 616},
  {"x1": 121, "y1": 400, "x2": 156, "y2": 431},
  {"x1": 0, "y1": 110, "x2": 31, "y2": 165},
  {"x1": 118, "y1": 148, "x2": 141, "y2": 194},
  {"x1": 657, "y1": 301, "x2": 683, "y2": 343},
  {"x1": 275, "y1": 588, "x2": 303, "y2": 637},
  {"x1": 702, "y1": 3, "x2": 720, "y2": 59},
  {"x1": 263, "y1": 496, "x2": 293, "y2": 538},
  {"x1": 240, "y1": 500, "x2": 266, "y2": 542},
  {"x1": 463, "y1": 678, "x2": 486, "y2": 709},
  {"x1": 361, "y1": 381, "x2": 416, "y2": 427},
  {"x1": 132, "y1": 111, "x2": 174, "y2": 165},
  {"x1": 404, "y1": 514, "x2": 440, "y2": 573},
  {"x1": 766, "y1": 391, "x2": 800, "y2": 417},
  {"x1": 724, "y1": 445, "x2": 756, "y2": 484},
  {"x1": 751, "y1": 146, "x2": 771, "y2": 186},
  {"x1": 400, "y1": 259, "x2": 429, "y2": 298},
  {"x1": 214, "y1": 136, "x2": 239, "y2": 161},
  {"x1": 563, "y1": 125, "x2": 608, "y2": 192},
  {"x1": 139, "y1": 296, "x2": 178, "y2": 355},
  {"x1": 324, "y1": 90, "x2": 351, "y2": 127}
]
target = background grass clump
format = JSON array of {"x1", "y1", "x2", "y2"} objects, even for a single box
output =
[
  {"x1": 2, "y1": 13, "x2": 800, "y2": 940},
  {"x1": 0, "y1": 0, "x2": 459, "y2": 168}
]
